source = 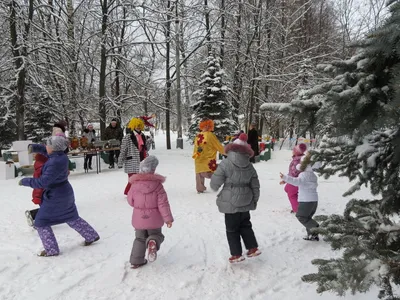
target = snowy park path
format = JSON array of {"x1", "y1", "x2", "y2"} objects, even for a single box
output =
[{"x1": 1, "y1": 134, "x2": 378, "y2": 300}]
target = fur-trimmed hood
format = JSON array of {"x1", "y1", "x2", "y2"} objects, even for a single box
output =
[
  {"x1": 129, "y1": 173, "x2": 166, "y2": 183},
  {"x1": 224, "y1": 143, "x2": 253, "y2": 168},
  {"x1": 225, "y1": 143, "x2": 254, "y2": 157},
  {"x1": 129, "y1": 173, "x2": 166, "y2": 194}
]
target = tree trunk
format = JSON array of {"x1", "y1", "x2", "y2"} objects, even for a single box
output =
[
  {"x1": 115, "y1": 5, "x2": 126, "y2": 120},
  {"x1": 248, "y1": 0, "x2": 262, "y2": 129},
  {"x1": 99, "y1": 0, "x2": 108, "y2": 140},
  {"x1": 204, "y1": 0, "x2": 212, "y2": 54},
  {"x1": 165, "y1": 0, "x2": 172, "y2": 149},
  {"x1": 175, "y1": 1, "x2": 183, "y2": 148},
  {"x1": 220, "y1": 0, "x2": 226, "y2": 67},
  {"x1": 10, "y1": 0, "x2": 34, "y2": 140},
  {"x1": 67, "y1": 0, "x2": 77, "y2": 135},
  {"x1": 232, "y1": 0, "x2": 243, "y2": 125},
  {"x1": 261, "y1": 0, "x2": 273, "y2": 136}
]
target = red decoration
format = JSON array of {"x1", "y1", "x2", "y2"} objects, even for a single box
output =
[
  {"x1": 139, "y1": 115, "x2": 155, "y2": 128},
  {"x1": 208, "y1": 159, "x2": 217, "y2": 172},
  {"x1": 197, "y1": 133, "x2": 205, "y2": 146}
]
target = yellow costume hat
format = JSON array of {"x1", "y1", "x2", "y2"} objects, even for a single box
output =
[
  {"x1": 199, "y1": 119, "x2": 214, "y2": 132},
  {"x1": 128, "y1": 118, "x2": 145, "y2": 131}
]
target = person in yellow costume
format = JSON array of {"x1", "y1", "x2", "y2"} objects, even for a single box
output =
[{"x1": 192, "y1": 119, "x2": 225, "y2": 193}]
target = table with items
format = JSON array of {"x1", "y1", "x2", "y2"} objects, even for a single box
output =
[{"x1": 68, "y1": 139, "x2": 121, "y2": 174}]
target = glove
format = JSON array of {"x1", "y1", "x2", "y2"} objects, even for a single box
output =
[
  {"x1": 32, "y1": 198, "x2": 42, "y2": 205},
  {"x1": 28, "y1": 145, "x2": 32, "y2": 154},
  {"x1": 18, "y1": 180, "x2": 23, "y2": 186}
]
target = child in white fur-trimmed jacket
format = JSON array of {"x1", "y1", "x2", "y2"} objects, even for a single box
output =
[{"x1": 280, "y1": 152, "x2": 320, "y2": 241}]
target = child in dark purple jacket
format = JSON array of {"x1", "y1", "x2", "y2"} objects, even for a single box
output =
[
  {"x1": 282, "y1": 143, "x2": 307, "y2": 213},
  {"x1": 20, "y1": 134, "x2": 100, "y2": 257}
]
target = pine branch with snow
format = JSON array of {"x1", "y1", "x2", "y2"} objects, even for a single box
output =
[{"x1": 302, "y1": 2, "x2": 400, "y2": 299}]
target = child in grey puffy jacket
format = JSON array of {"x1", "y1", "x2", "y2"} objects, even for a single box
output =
[
  {"x1": 280, "y1": 152, "x2": 320, "y2": 241},
  {"x1": 211, "y1": 133, "x2": 261, "y2": 263}
]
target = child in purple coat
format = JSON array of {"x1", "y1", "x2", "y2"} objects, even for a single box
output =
[
  {"x1": 127, "y1": 155, "x2": 174, "y2": 269},
  {"x1": 282, "y1": 143, "x2": 307, "y2": 213},
  {"x1": 19, "y1": 134, "x2": 100, "y2": 257}
]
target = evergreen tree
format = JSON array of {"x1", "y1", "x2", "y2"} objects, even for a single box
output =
[
  {"x1": 188, "y1": 54, "x2": 237, "y2": 141},
  {"x1": 0, "y1": 92, "x2": 16, "y2": 154},
  {"x1": 298, "y1": 1, "x2": 400, "y2": 299},
  {"x1": 25, "y1": 91, "x2": 54, "y2": 142}
]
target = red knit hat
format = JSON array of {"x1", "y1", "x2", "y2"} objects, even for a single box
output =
[{"x1": 233, "y1": 133, "x2": 249, "y2": 146}]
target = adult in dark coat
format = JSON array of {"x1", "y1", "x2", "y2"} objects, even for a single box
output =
[
  {"x1": 20, "y1": 135, "x2": 99, "y2": 257},
  {"x1": 247, "y1": 123, "x2": 259, "y2": 163},
  {"x1": 104, "y1": 118, "x2": 124, "y2": 169}
]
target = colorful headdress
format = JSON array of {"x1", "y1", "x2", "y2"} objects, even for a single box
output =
[
  {"x1": 139, "y1": 115, "x2": 155, "y2": 128},
  {"x1": 127, "y1": 118, "x2": 145, "y2": 131},
  {"x1": 199, "y1": 119, "x2": 214, "y2": 132}
]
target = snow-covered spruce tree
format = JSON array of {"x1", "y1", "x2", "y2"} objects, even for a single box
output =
[
  {"x1": 25, "y1": 92, "x2": 54, "y2": 142},
  {"x1": 188, "y1": 55, "x2": 237, "y2": 142},
  {"x1": 0, "y1": 91, "x2": 16, "y2": 153},
  {"x1": 301, "y1": 2, "x2": 400, "y2": 299}
]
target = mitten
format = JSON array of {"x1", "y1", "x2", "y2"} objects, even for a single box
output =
[{"x1": 32, "y1": 198, "x2": 42, "y2": 205}]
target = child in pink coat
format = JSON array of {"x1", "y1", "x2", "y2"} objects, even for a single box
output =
[
  {"x1": 283, "y1": 143, "x2": 307, "y2": 213},
  {"x1": 127, "y1": 155, "x2": 174, "y2": 269}
]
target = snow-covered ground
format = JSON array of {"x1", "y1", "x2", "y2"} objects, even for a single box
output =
[{"x1": 1, "y1": 133, "x2": 378, "y2": 300}]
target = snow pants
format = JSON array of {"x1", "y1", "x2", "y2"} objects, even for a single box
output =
[
  {"x1": 195, "y1": 172, "x2": 212, "y2": 193},
  {"x1": 130, "y1": 228, "x2": 164, "y2": 265},
  {"x1": 36, "y1": 217, "x2": 99, "y2": 256},
  {"x1": 225, "y1": 212, "x2": 258, "y2": 256},
  {"x1": 284, "y1": 184, "x2": 299, "y2": 212},
  {"x1": 296, "y1": 202, "x2": 319, "y2": 235}
]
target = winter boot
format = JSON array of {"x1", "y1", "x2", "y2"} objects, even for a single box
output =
[
  {"x1": 109, "y1": 164, "x2": 115, "y2": 169},
  {"x1": 246, "y1": 248, "x2": 261, "y2": 258},
  {"x1": 25, "y1": 210, "x2": 34, "y2": 227},
  {"x1": 131, "y1": 260, "x2": 148, "y2": 269},
  {"x1": 147, "y1": 240, "x2": 158, "y2": 262},
  {"x1": 84, "y1": 236, "x2": 100, "y2": 246},
  {"x1": 37, "y1": 250, "x2": 59, "y2": 257},
  {"x1": 229, "y1": 255, "x2": 245, "y2": 263}
]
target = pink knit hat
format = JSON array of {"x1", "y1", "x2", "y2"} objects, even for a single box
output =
[
  {"x1": 293, "y1": 143, "x2": 307, "y2": 156},
  {"x1": 233, "y1": 133, "x2": 249, "y2": 146}
]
